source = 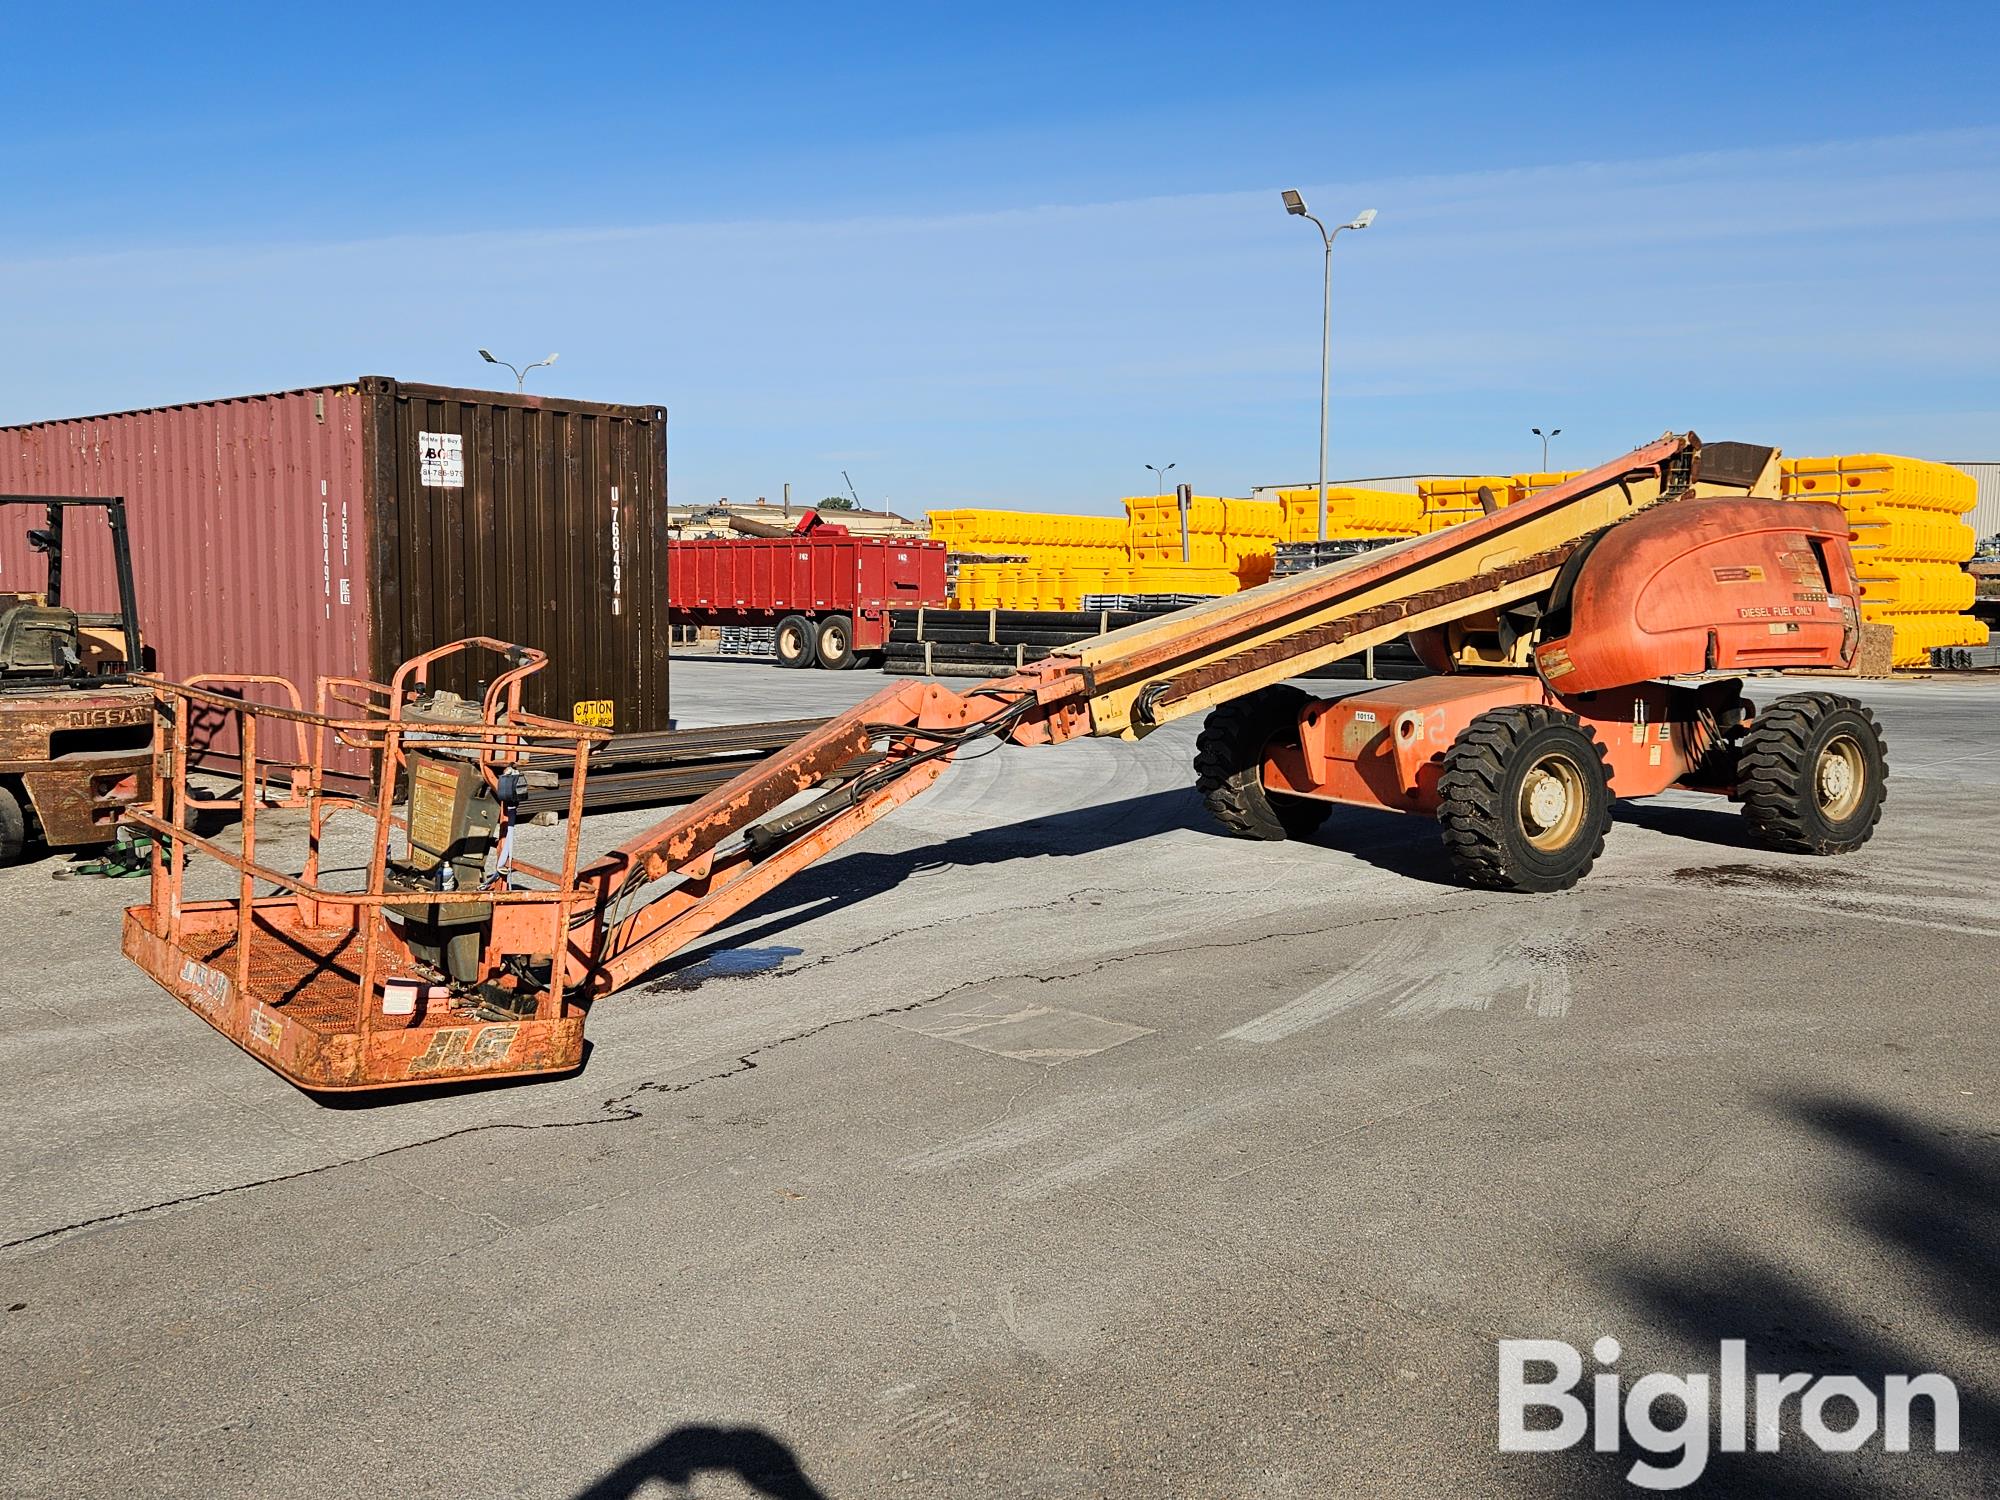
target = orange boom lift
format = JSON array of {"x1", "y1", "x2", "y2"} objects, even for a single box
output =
[{"x1": 120, "y1": 434, "x2": 1889, "y2": 1091}]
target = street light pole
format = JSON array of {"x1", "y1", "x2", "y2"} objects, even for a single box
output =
[
  {"x1": 1145, "y1": 462, "x2": 1176, "y2": 496},
  {"x1": 478, "y1": 348, "x2": 560, "y2": 391},
  {"x1": 1282, "y1": 193, "x2": 1376, "y2": 540},
  {"x1": 1532, "y1": 426, "x2": 1562, "y2": 471}
]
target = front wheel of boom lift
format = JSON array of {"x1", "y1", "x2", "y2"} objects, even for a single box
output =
[
  {"x1": 1194, "y1": 685, "x2": 1333, "y2": 841},
  {"x1": 1436, "y1": 705, "x2": 1612, "y2": 892},
  {"x1": 1735, "y1": 692, "x2": 1887, "y2": 854}
]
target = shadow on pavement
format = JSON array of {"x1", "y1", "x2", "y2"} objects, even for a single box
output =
[
  {"x1": 572, "y1": 1424, "x2": 831, "y2": 1499},
  {"x1": 1518, "y1": 1090, "x2": 1995, "y2": 1497},
  {"x1": 632, "y1": 785, "x2": 1204, "y2": 983},
  {"x1": 639, "y1": 777, "x2": 1476, "y2": 988},
  {"x1": 1613, "y1": 798, "x2": 1764, "y2": 853},
  {"x1": 1291, "y1": 801, "x2": 1461, "y2": 885}
]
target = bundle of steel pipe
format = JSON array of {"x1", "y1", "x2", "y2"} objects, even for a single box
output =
[{"x1": 518, "y1": 719, "x2": 882, "y2": 816}]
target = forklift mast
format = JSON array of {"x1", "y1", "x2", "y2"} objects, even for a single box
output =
[{"x1": 0, "y1": 495, "x2": 144, "y2": 684}]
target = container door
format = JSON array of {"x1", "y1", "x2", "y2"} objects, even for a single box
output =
[{"x1": 366, "y1": 380, "x2": 670, "y2": 735}]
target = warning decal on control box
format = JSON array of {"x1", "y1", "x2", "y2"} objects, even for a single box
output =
[
  {"x1": 418, "y1": 431, "x2": 465, "y2": 488},
  {"x1": 573, "y1": 699, "x2": 615, "y2": 729}
]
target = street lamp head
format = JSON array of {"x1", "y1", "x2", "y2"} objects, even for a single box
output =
[
  {"x1": 478, "y1": 349, "x2": 497, "y2": 364},
  {"x1": 1281, "y1": 189, "x2": 1308, "y2": 217},
  {"x1": 1345, "y1": 209, "x2": 1377, "y2": 231},
  {"x1": 542, "y1": 353, "x2": 559, "y2": 366},
  {"x1": 1532, "y1": 427, "x2": 1543, "y2": 437}
]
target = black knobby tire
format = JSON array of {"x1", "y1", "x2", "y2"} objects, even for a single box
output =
[
  {"x1": 1193, "y1": 685, "x2": 1332, "y2": 841},
  {"x1": 774, "y1": 614, "x2": 818, "y2": 669},
  {"x1": 816, "y1": 613, "x2": 857, "y2": 671},
  {"x1": 1735, "y1": 692, "x2": 1887, "y2": 854},
  {"x1": 1437, "y1": 705, "x2": 1612, "y2": 892},
  {"x1": 0, "y1": 784, "x2": 24, "y2": 863}
]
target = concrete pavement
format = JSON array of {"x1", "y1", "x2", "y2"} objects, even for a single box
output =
[{"x1": 3, "y1": 660, "x2": 1996, "y2": 1498}]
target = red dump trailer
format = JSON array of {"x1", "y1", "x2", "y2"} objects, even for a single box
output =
[{"x1": 668, "y1": 514, "x2": 947, "y2": 669}]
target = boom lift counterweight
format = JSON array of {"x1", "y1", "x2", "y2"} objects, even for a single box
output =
[{"x1": 120, "y1": 433, "x2": 1889, "y2": 1092}]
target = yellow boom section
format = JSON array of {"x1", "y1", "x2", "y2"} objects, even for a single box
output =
[{"x1": 1062, "y1": 433, "x2": 1778, "y2": 736}]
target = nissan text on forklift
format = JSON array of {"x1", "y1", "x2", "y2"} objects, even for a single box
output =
[
  {"x1": 0, "y1": 495, "x2": 154, "y2": 866},
  {"x1": 116, "y1": 434, "x2": 1889, "y2": 1092}
]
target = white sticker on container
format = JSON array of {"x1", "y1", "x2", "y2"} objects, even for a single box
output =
[
  {"x1": 418, "y1": 431, "x2": 465, "y2": 488},
  {"x1": 609, "y1": 486, "x2": 623, "y2": 617}
]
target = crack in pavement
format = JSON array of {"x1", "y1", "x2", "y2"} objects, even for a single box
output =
[{"x1": 4, "y1": 889, "x2": 1496, "y2": 1255}]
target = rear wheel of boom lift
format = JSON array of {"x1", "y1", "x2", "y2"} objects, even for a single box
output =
[
  {"x1": 1735, "y1": 692, "x2": 1887, "y2": 854},
  {"x1": 1437, "y1": 705, "x2": 1612, "y2": 892},
  {"x1": 1194, "y1": 684, "x2": 1332, "y2": 841},
  {"x1": 0, "y1": 784, "x2": 24, "y2": 863},
  {"x1": 816, "y1": 613, "x2": 857, "y2": 671},
  {"x1": 775, "y1": 614, "x2": 818, "y2": 669}
]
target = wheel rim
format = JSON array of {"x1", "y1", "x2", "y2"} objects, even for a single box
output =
[
  {"x1": 1517, "y1": 751, "x2": 1587, "y2": 852},
  {"x1": 779, "y1": 624, "x2": 806, "y2": 659},
  {"x1": 825, "y1": 624, "x2": 847, "y2": 655},
  {"x1": 1815, "y1": 732, "x2": 1866, "y2": 820}
]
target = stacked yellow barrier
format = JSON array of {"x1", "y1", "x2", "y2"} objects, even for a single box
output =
[
  {"x1": 952, "y1": 557, "x2": 1236, "y2": 609},
  {"x1": 931, "y1": 508, "x2": 1131, "y2": 608},
  {"x1": 1511, "y1": 470, "x2": 1588, "y2": 503},
  {"x1": 1415, "y1": 477, "x2": 1513, "y2": 534},
  {"x1": 1126, "y1": 493, "x2": 1227, "y2": 566},
  {"x1": 1271, "y1": 486, "x2": 1425, "y2": 542},
  {"x1": 927, "y1": 509, "x2": 1127, "y2": 566},
  {"x1": 1781, "y1": 454, "x2": 1985, "y2": 667},
  {"x1": 1223, "y1": 497, "x2": 1285, "y2": 587},
  {"x1": 1130, "y1": 562, "x2": 1242, "y2": 597}
]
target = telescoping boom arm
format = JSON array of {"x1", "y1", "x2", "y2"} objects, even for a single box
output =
[{"x1": 569, "y1": 431, "x2": 1772, "y2": 993}]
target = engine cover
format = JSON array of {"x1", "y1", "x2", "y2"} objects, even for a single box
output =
[{"x1": 1534, "y1": 498, "x2": 1858, "y2": 693}]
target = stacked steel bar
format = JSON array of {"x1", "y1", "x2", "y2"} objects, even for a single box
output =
[
  {"x1": 884, "y1": 606, "x2": 1426, "y2": 681},
  {"x1": 519, "y1": 719, "x2": 881, "y2": 815}
]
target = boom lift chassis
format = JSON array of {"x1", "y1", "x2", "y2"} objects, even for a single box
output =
[{"x1": 122, "y1": 433, "x2": 1889, "y2": 1092}]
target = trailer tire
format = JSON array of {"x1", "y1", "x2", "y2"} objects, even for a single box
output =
[
  {"x1": 816, "y1": 614, "x2": 857, "y2": 671},
  {"x1": 775, "y1": 614, "x2": 818, "y2": 669},
  {"x1": 1735, "y1": 692, "x2": 1887, "y2": 855},
  {"x1": 1194, "y1": 685, "x2": 1331, "y2": 841},
  {"x1": 0, "y1": 783, "x2": 23, "y2": 863},
  {"x1": 1437, "y1": 705, "x2": 1611, "y2": 892}
]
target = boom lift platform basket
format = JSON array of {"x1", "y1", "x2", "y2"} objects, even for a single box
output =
[{"x1": 122, "y1": 640, "x2": 608, "y2": 1088}]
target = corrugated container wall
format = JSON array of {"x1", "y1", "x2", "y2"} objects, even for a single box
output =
[
  {"x1": 0, "y1": 379, "x2": 669, "y2": 768},
  {"x1": 0, "y1": 388, "x2": 373, "y2": 727},
  {"x1": 1958, "y1": 461, "x2": 2000, "y2": 543},
  {"x1": 362, "y1": 380, "x2": 670, "y2": 730}
]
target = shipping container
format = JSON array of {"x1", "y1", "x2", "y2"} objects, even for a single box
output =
[
  {"x1": 0, "y1": 379, "x2": 670, "y2": 771},
  {"x1": 668, "y1": 526, "x2": 947, "y2": 668}
]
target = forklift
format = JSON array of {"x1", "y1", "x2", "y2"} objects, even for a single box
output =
[{"x1": 0, "y1": 496, "x2": 154, "y2": 862}]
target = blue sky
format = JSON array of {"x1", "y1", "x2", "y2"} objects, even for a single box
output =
[{"x1": 5, "y1": 2, "x2": 1997, "y2": 510}]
